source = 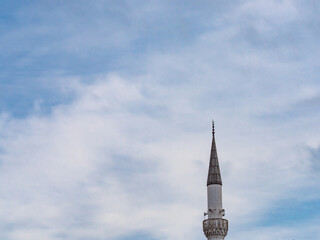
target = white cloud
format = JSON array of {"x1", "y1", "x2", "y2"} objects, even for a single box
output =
[
  {"x1": 1, "y1": 0, "x2": 320, "y2": 239},
  {"x1": 1, "y1": 69, "x2": 320, "y2": 240},
  {"x1": 0, "y1": 75, "x2": 206, "y2": 240}
]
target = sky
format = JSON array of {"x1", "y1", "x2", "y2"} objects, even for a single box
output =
[{"x1": 1, "y1": 0, "x2": 320, "y2": 239}]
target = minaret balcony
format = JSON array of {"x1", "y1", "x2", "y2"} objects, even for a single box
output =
[{"x1": 203, "y1": 218, "x2": 228, "y2": 239}]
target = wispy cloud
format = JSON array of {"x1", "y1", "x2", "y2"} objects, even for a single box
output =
[{"x1": 1, "y1": 0, "x2": 320, "y2": 239}]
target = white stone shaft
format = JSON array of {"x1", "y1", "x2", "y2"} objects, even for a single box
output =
[{"x1": 207, "y1": 184, "x2": 223, "y2": 218}]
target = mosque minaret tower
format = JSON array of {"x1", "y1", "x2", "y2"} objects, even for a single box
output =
[{"x1": 203, "y1": 122, "x2": 228, "y2": 240}]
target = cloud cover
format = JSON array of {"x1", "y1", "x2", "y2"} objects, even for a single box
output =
[{"x1": 1, "y1": 0, "x2": 320, "y2": 239}]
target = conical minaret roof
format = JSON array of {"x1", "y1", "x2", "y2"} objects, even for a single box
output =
[{"x1": 207, "y1": 121, "x2": 222, "y2": 186}]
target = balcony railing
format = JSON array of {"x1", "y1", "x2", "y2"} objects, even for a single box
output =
[{"x1": 203, "y1": 218, "x2": 228, "y2": 238}]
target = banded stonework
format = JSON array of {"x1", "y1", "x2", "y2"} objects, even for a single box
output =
[{"x1": 203, "y1": 218, "x2": 228, "y2": 239}]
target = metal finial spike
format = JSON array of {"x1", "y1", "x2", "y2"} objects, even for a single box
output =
[{"x1": 212, "y1": 120, "x2": 215, "y2": 135}]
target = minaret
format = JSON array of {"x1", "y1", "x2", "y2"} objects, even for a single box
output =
[{"x1": 203, "y1": 121, "x2": 228, "y2": 240}]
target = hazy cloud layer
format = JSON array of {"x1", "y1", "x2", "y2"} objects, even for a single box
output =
[{"x1": 1, "y1": 0, "x2": 320, "y2": 239}]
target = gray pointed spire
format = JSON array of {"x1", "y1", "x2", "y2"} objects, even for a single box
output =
[{"x1": 207, "y1": 121, "x2": 222, "y2": 186}]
